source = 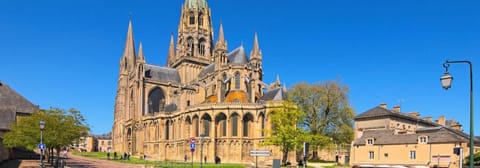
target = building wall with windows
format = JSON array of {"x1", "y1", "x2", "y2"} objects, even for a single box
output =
[
  {"x1": 351, "y1": 103, "x2": 479, "y2": 168},
  {"x1": 112, "y1": 0, "x2": 291, "y2": 163},
  {"x1": 98, "y1": 139, "x2": 112, "y2": 152}
]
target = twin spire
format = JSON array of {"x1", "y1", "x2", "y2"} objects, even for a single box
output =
[
  {"x1": 250, "y1": 33, "x2": 262, "y2": 60},
  {"x1": 122, "y1": 20, "x2": 136, "y2": 67},
  {"x1": 167, "y1": 34, "x2": 176, "y2": 66}
]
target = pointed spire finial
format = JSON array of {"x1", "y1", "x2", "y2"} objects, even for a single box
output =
[
  {"x1": 167, "y1": 34, "x2": 176, "y2": 66},
  {"x1": 138, "y1": 42, "x2": 145, "y2": 62},
  {"x1": 122, "y1": 19, "x2": 136, "y2": 66},
  {"x1": 250, "y1": 32, "x2": 262, "y2": 59},
  {"x1": 276, "y1": 74, "x2": 281, "y2": 85},
  {"x1": 215, "y1": 23, "x2": 227, "y2": 50}
]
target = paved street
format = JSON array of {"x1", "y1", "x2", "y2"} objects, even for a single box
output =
[{"x1": 0, "y1": 154, "x2": 144, "y2": 168}]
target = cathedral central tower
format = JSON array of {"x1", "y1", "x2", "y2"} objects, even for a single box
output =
[{"x1": 168, "y1": 0, "x2": 214, "y2": 83}]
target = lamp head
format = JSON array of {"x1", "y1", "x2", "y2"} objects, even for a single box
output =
[
  {"x1": 440, "y1": 72, "x2": 453, "y2": 90},
  {"x1": 39, "y1": 120, "x2": 45, "y2": 130}
]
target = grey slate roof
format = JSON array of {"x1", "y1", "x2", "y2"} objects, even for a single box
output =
[
  {"x1": 353, "y1": 127, "x2": 469, "y2": 145},
  {"x1": 0, "y1": 81, "x2": 38, "y2": 130},
  {"x1": 164, "y1": 104, "x2": 178, "y2": 112},
  {"x1": 227, "y1": 46, "x2": 249, "y2": 65},
  {"x1": 198, "y1": 63, "x2": 215, "y2": 78},
  {"x1": 145, "y1": 64, "x2": 181, "y2": 84},
  {"x1": 355, "y1": 106, "x2": 440, "y2": 127},
  {"x1": 259, "y1": 88, "x2": 286, "y2": 101}
]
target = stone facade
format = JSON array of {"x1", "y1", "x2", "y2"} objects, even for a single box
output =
[
  {"x1": 112, "y1": 0, "x2": 289, "y2": 163},
  {"x1": 351, "y1": 103, "x2": 480, "y2": 168}
]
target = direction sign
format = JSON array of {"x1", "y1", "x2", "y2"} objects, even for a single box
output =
[
  {"x1": 250, "y1": 150, "x2": 271, "y2": 157},
  {"x1": 38, "y1": 143, "x2": 46, "y2": 150},
  {"x1": 190, "y1": 143, "x2": 196, "y2": 152}
]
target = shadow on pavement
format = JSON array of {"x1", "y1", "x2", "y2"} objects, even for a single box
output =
[{"x1": 0, "y1": 159, "x2": 23, "y2": 168}]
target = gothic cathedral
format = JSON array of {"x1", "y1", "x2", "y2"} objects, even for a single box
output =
[{"x1": 112, "y1": 0, "x2": 287, "y2": 163}]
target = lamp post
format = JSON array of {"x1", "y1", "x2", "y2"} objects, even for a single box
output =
[
  {"x1": 200, "y1": 133, "x2": 206, "y2": 168},
  {"x1": 39, "y1": 120, "x2": 45, "y2": 168},
  {"x1": 441, "y1": 60, "x2": 474, "y2": 168}
]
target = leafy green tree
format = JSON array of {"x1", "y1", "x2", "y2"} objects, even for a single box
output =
[
  {"x1": 465, "y1": 152, "x2": 480, "y2": 166},
  {"x1": 3, "y1": 108, "x2": 89, "y2": 159},
  {"x1": 288, "y1": 81, "x2": 355, "y2": 158},
  {"x1": 263, "y1": 101, "x2": 317, "y2": 165}
]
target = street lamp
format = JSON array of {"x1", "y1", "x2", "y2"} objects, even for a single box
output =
[
  {"x1": 200, "y1": 133, "x2": 206, "y2": 168},
  {"x1": 441, "y1": 60, "x2": 474, "y2": 168},
  {"x1": 39, "y1": 120, "x2": 45, "y2": 168}
]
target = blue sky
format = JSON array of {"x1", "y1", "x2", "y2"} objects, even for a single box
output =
[{"x1": 1, "y1": 0, "x2": 479, "y2": 135}]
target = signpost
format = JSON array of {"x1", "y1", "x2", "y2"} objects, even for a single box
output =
[
  {"x1": 250, "y1": 150, "x2": 271, "y2": 168},
  {"x1": 190, "y1": 138, "x2": 196, "y2": 168}
]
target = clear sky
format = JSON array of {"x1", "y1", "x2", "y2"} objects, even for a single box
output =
[{"x1": 1, "y1": 0, "x2": 479, "y2": 135}]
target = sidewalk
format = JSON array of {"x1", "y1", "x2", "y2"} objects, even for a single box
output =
[{"x1": 0, "y1": 159, "x2": 53, "y2": 168}]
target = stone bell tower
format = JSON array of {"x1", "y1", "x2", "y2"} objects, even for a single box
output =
[{"x1": 169, "y1": 0, "x2": 214, "y2": 83}]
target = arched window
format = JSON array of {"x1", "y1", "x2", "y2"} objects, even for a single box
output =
[
  {"x1": 235, "y1": 72, "x2": 240, "y2": 89},
  {"x1": 198, "y1": 38, "x2": 206, "y2": 56},
  {"x1": 193, "y1": 116, "x2": 199, "y2": 137},
  {"x1": 148, "y1": 87, "x2": 165, "y2": 113},
  {"x1": 231, "y1": 113, "x2": 238, "y2": 136},
  {"x1": 215, "y1": 113, "x2": 227, "y2": 137},
  {"x1": 243, "y1": 113, "x2": 253, "y2": 137},
  {"x1": 127, "y1": 128, "x2": 132, "y2": 140},
  {"x1": 189, "y1": 12, "x2": 195, "y2": 25},
  {"x1": 130, "y1": 90, "x2": 134, "y2": 117},
  {"x1": 165, "y1": 120, "x2": 170, "y2": 140},
  {"x1": 259, "y1": 113, "x2": 265, "y2": 137},
  {"x1": 202, "y1": 114, "x2": 211, "y2": 136},
  {"x1": 155, "y1": 123, "x2": 159, "y2": 140},
  {"x1": 187, "y1": 37, "x2": 194, "y2": 56},
  {"x1": 198, "y1": 13, "x2": 204, "y2": 26}
]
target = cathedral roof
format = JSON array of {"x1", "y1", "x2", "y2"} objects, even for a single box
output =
[
  {"x1": 259, "y1": 87, "x2": 286, "y2": 102},
  {"x1": 185, "y1": 0, "x2": 208, "y2": 9},
  {"x1": 145, "y1": 64, "x2": 181, "y2": 84},
  {"x1": 198, "y1": 63, "x2": 215, "y2": 78},
  {"x1": 228, "y1": 46, "x2": 249, "y2": 65},
  {"x1": 0, "y1": 81, "x2": 38, "y2": 130}
]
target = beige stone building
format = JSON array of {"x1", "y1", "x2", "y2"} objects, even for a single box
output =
[
  {"x1": 112, "y1": 0, "x2": 289, "y2": 163},
  {"x1": 97, "y1": 134, "x2": 112, "y2": 152},
  {"x1": 351, "y1": 103, "x2": 480, "y2": 168}
]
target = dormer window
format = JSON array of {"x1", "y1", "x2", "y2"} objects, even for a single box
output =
[
  {"x1": 367, "y1": 138, "x2": 375, "y2": 145},
  {"x1": 419, "y1": 136, "x2": 428, "y2": 144}
]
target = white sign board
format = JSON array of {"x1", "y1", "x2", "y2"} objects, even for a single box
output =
[{"x1": 250, "y1": 150, "x2": 271, "y2": 157}]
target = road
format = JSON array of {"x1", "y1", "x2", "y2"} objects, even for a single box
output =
[{"x1": 0, "y1": 154, "x2": 144, "y2": 168}]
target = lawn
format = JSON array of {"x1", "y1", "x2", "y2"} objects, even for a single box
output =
[{"x1": 72, "y1": 152, "x2": 244, "y2": 168}]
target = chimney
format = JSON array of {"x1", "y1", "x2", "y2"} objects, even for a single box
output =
[
  {"x1": 423, "y1": 116, "x2": 432, "y2": 122},
  {"x1": 450, "y1": 121, "x2": 463, "y2": 131},
  {"x1": 436, "y1": 116, "x2": 446, "y2": 126},
  {"x1": 380, "y1": 103, "x2": 387, "y2": 109},
  {"x1": 408, "y1": 112, "x2": 420, "y2": 118},
  {"x1": 393, "y1": 105, "x2": 400, "y2": 112}
]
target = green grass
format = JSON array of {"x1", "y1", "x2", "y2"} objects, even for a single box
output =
[{"x1": 72, "y1": 152, "x2": 244, "y2": 168}]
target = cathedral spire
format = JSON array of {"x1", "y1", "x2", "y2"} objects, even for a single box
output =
[
  {"x1": 122, "y1": 19, "x2": 136, "y2": 69},
  {"x1": 250, "y1": 33, "x2": 262, "y2": 60},
  {"x1": 167, "y1": 34, "x2": 176, "y2": 66},
  {"x1": 215, "y1": 23, "x2": 227, "y2": 50},
  {"x1": 275, "y1": 74, "x2": 281, "y2": 87},
  {"x1": 138, "y1": 42, "x2": 145, "y2": 63}
]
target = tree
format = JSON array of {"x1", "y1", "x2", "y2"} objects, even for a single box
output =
[
  {"x1": 465, "y1": 152, "x2": 480, "y2": 166},
  {"x1": 263, "y1": 101, "x2": 321, "y2": 165},
  {"x1": 3, "y1": 108, "x2": 89, "y2": 161},
  {"x1": 288, "y1": 81, "x2": 355, "y2": 159}
]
